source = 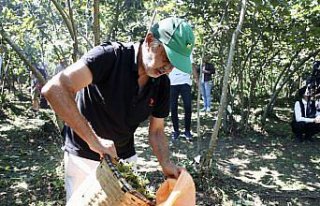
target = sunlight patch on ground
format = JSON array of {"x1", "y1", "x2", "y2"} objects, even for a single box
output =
[
  {"x1": 9, "y1": 117, "x2": 43, "y2": 130},
  {"x1": 137, "y1": 142, "x2": 151, "y2": 148},
  {"x1": 227, "y1": 158, "x2": 250, "y2": 168},
  {"x1": 236, "y1": 166, "x2": 317, "y2": 191},
  {"x1": 135, "y1": 125, "x2": 149, "y2": 139},
  {"x1": 30, "y1": 165, "x2": 40, "y2": 171},
  {"x1": 0, "y1": 133, "x2": 10, "y2": 141},
  {"x1": 310, "y1": 157, "x2": 320, "y2": 164},
  {"x1": 0, "y1": 124, "x2": 15, "y2": 132},
  {"x1": 273, "y1": 107, "x2": 291, "y2": 112},
  {"x1": 137, "y1": 158, "x2": 160, "y2": 172},
  {"x1": 55, "y1": 160, "x2": 64, "y2": 177},
  {"x1": 172, "y1": 152, "x2": 187, "y2": 159},
  {"x1": 233, "y1": 115, "x2": 242, "y2": 122},
  {"x1": 10, "y1": 181, "x2": 28, "y2": 190},
  {"x1": 135, "y1": 123, "x2": 163, "y2": 172},
  {"x1": 237, "y1": 167, "x2": 279, "y2": 188},
  {"x1": 234, "y1": 146, "x2": 257, "y2": 156},
  {"x1": 262, "y1": 152, "x2": 278, "y2": 160}
]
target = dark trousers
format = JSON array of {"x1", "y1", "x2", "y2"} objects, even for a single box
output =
[
  {"x1": 291, "y1": 121, "x2": 320, "y2": 139},
  {"x1": 170, "y1": 84, "x2": 192, "y2": 133}
]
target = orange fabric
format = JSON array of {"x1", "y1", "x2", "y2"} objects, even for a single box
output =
[{"x1": 156, "y1": 170, "x2": 196, "y2": 206}]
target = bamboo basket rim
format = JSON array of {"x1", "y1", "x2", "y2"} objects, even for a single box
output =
[{"x1": 96, "y1": 155, "x2": 156, "y2": 206}]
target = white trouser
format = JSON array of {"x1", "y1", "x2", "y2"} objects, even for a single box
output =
[{"x1": 64, "y1": 152, "x2": 137, "y2": 202}]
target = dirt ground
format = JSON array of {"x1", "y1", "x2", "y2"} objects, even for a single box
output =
[{"x1": 0, "y1": 91, "x2": 319, "y2": 206}]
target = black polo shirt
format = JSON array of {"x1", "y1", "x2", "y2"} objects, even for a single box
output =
[
  {"x1": 197, "y1": 63, "x2": 215, "y2": 82},
  {"x1": 63, "y1": 42, "x2": 170, "y2": 161}
]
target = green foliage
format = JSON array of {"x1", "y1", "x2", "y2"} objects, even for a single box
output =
[
  {"x1": 0, "y1": 89, "x2": 64, "y2": 205},
  {"x1": 1, "y1": 0, "x2": 320, "y2": 129},
  {"x1": 116, "y1": 161, "x2": 155, "y2": 199}
]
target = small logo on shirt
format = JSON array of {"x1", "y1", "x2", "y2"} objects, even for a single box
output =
[{"x1": 149, "y1": 98, "x2": 155, "y2": 107}]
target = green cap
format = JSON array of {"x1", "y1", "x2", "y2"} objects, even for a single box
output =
[{"x1": 150, "y1": 17, "x2": 195, "y2": 74}]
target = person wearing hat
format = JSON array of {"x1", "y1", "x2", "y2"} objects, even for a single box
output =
[
  {"x1": 42, "y1": 17, "x2": 195, "y2": 201},
  {"x1": 291, "y1": 86, "x2": 320, "y2": 142}
]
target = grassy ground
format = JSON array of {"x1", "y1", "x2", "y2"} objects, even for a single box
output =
[
  {"x1": 0, "y1": 92, "x2": 64, "y2": 205},
  {"x1": 0, "y1": 89, "x2": 319, "y2": 205}
]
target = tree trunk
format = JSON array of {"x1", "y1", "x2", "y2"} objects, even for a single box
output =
[
  {"x1": 51, "y1": 0, "x2": 79, "y2": 62},
  {"x1": 244, "y1": 63, "x2": 260, "y2": 131},
  {"x1": 195, "y1": 1, "x2": 229, "y2": 153},
  {"x1": 196, "y1": 46, "x2": 205, "y2": 154},
  {"x1": 0, "y1": 52, "x2": 4, "y2": 89},
  {"x1": 106, "y1": 1, "x2": 121, "y2": 41},
  {"x1": 67, "y1": 0, "x2": 79, "y2": 62},
  {"x1": 271, "y1": 49, "x2": 302, "y2": 96},
  {"x1": 239, "y1": 32, "x2": 261, "y2": 130},
  {"x1": 93, "y1": 0, "x2": 100, "y2": 46},
  {"x1": 0, "y1": 55, "x2": 10, "y2": 101},
  {"x1": 201, "y1": 0, "x2": 247, "y2": 172},
  {"x1": 51, "y1": 0, "x2": 75, "y2": 39}
]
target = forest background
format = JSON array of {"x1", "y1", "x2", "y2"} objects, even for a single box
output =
[{"x1": 0, "y1": 0, "x2": 320, "y2": 205}]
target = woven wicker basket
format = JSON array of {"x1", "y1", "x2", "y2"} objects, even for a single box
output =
[{"x1": 67, "y1": 156, "x2": 155, "y2": 206}]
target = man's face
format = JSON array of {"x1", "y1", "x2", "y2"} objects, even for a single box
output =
[{"x1": 141, "y1": 40, "x2": 173, "y2": 78}]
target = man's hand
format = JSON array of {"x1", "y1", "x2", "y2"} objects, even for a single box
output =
[
  {"x1": 202, "y1": 69, "x2": 210, "y2": 74},
  {"x1": 315, "y1": 116, "x2": 320, "y2": 124},
  {"x1": 161, "y1": 161, "x2": 184, "y2": 179},
  {"x1": 88, "y1": 138, "x2": 118, "y2": 159}
]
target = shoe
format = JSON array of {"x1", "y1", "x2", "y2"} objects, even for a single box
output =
[
  {"x1": 171, "y1": 131, "x2": 180, "y2": 141},
  {"x1": 183, "y1": 131, "x2": 193, "y2": 141},
  {"x1": 200, "y1": 107, "x2": 206, "y2": 112},
  {"x1": 206, "y1": 108, "x2": 211, "y2": 112}
]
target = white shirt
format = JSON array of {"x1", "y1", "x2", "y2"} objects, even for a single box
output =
[
  {"x1": 294, "y1": 98, "x2": 320, "y2": 123},
  {"x1": 169, "y1": 68, "x2": 192, "y2": 86}
]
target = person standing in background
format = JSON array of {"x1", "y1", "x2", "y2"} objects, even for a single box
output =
[
  {"x1": 196, "y1": 61, "x2": 215, "y2": 112},
  {"x1": 169, "y1": 67, "x2": 193, "y2": 141},
  {"x1": 30, "y1": 62, "x2": 48, "y2": 111}
]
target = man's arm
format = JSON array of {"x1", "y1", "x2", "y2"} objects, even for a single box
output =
[
  {"x1": 203, "y1": 63, "x2": 215, "y2": 74},
  {"x1": 41, "y1": 60, "x2": 117, "y2": 158},
  {"x1": 148, "y1": 116, "x2": 182, "y2": 178},
  {"x1": 295, "y1": 100, "x2": 316, "y2": 123}
]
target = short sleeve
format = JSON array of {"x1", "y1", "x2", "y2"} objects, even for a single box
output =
[
  {"x1": 207, "y1": 63, "x2": 215, "y2": 74},
  {"x1": 80, "y1": 42, "x2": 116, "y2": 84}
]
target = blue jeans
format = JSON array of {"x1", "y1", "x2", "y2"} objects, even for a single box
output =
[
  {"x1": 200, "y1": 81, "x2": 213, "y2": 109},
  {"x1": 170, "y1": 84, "x2": 192, "y2": 133}
]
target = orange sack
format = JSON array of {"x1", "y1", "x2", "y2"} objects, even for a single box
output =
[{"x1": 156, "y1": 170, "x2": 196, "y2": 206}]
